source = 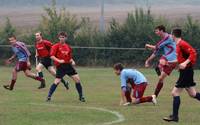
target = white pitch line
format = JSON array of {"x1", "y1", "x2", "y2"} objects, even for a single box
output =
[{"x1": 29, "y1": 103, "x2": 125, "y2": 125}]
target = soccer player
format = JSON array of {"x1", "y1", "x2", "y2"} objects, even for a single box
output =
[
  {"x1": 145, "y1": 25, "x2": 177, "y2": 97},
  {"x1": 163, "y1": 28, "x2": 200, "y2": 122},
  {"x1": 3, "y1": 35, "x2": 45, "y2": 90},
  {"x1": 35, "y1": 32, "x2": 69, "y2": 89},
  {"x1": 46, "y1": 32, "x2": 85, "y2": 102},
  {"x1": 113, "y1": 63, "x2": 157, "y2": 106}
]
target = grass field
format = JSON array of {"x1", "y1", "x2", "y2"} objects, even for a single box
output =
[{"x1": 0, "y1": 67, "x2": 200, "y2": 125}]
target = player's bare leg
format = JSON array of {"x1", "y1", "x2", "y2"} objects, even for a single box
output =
[
  {"x1": 48, "y1": 66, "x2": 69, "y2": 90},
  {"x1": 24, "y1": 69, "x2": 45, "y2": 89},
  {"x1": 3, "y1": 68, "x2": 17, "y2": 90},
  {"x1": 186, "y1": 87, "x2": 200, "y2": 101}
]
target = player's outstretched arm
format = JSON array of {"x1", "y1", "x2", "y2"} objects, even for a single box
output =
[
  {"x1": 145, "y1": 53, "x2": 156, "y2": 68},
  {"x1": 5, "y1": 54, "x2": 16, "y2": 65},
  {"x1": 145, "y1": 44, "x2": 156, "y2": 50}
]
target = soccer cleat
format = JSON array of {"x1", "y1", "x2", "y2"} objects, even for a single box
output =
[
  {"x1": 63, "y1": 81, "x2": 69, "y2": 90},
  {"x1": 123, "y1": 102, "x2": 131, "y2": 106},
  {"x1": 46, "y1": 97, "x2": 51, "y2": 102},
  {"x1": 3, "y1": 85, "x2": 13, "y2": 91},
  {"x1": 79, "y1": 96, "x2": 86, "y2": 102},
  {"x1": 152, "y1": 95, "x2": 157, "y2": 105},
  {"x1": 163, "y1": 115, "x2": 179, "y2": 122},
  {"x1": 38, "y1": 79, "x2": 46, "y2": 89}
]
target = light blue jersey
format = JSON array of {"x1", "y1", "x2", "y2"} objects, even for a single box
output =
[
  {"x1": 154, "y1": 35, "x2": 177, "y2": 62},
  {"x1": 11, "y1": 41, "x2": 31, "y2": 62},
  {"x1": 120, "y1": 69, "x2": 147, "y2": 88}
]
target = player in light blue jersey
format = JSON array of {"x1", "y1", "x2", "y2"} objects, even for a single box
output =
[
  {"x1": 113, "y1": 63, "x2": 156, "y2": 106},
  {"x1": 3, "y1": 35, "x2": 45, "y2": 90},
  {"x1": 145, "y1": 25, "x2": 177, "y2": 97}
]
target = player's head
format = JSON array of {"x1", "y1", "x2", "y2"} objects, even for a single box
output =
[
  {"x1": 58, "y1": 32, "x2": 67, "y2": 43},
  {"x1": 155, "y1": 25, "x2": 166, "y2": 36},
  {"x1": 113, "y1": 63, "x2": 124, "y2": 75},
  {"x1": 35, "y1": 32, "x2": 43, "y2": 42},
  {"x1": 172, "y1": 28, "x2": 182, "y2": 40},
  {"x1": 8, "y1": 35, "x2": 17, "y2": 44}
]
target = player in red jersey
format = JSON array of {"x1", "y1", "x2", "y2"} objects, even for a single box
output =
[
  {"x1": 163, "y1": 28, "x2": 200, "y2": 122},
  {"x1": 35, "y1": 32, "x2": 69, "y2": 89},
  {"x1": 46, "y1": 32, "x2": 85, "y2": 102}
]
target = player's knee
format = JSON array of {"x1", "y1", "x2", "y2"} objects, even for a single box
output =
[
  {"x1": 171, "y1": 91, "x2": 178, "y2": 96},
  {"x1": 188, "y1": 93, "x2": 196, "y2": 98},
  {"x1": 36, "y1": 67, "x2": 41, "y2": 72}
]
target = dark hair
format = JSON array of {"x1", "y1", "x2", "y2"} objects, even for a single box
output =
[
  {"x1": 58, "y1": 32, "x2": 67, "y2": 37},
  {"x1": 36, "y1": 32, "x2": 42, "y2": 36},
  {"x1": 113, "y1": 63, "x2": 124, "y2": 71},
  {"x1": 8, "y1": 34, "x2": 16, "y2": 39},
  {"x1": 172, "y1": 28, "x2": 182, "y2": 38},
  {"x1": 155, "y1": 25, "x2": 166, "y2": 32}
]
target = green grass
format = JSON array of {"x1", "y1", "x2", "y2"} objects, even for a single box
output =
[{"x1": 0, "y1": 67, "x2": 200, "y2": 125}]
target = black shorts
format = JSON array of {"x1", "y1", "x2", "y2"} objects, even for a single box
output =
[
  {"x1": 56, "y1": 63, "x2": 77, "y2": 78},
  {"x1": 39, "y1": 57, "x2": 52, "y2": 69},
  {"x1": 175, "y1": 67, "x2": 196, "y2": 88}
]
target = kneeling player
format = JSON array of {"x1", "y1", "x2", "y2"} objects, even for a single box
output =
[{"x1": 113, "y1": 63, "x2": 157, "y2": 105}]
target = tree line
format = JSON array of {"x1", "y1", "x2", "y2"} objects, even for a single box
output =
[{"x1": 0, "y1": 0, "x2": 200, "y2": 67}]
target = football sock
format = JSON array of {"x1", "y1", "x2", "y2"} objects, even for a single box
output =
[
  {"x1": 75, "y1": 83, "x2": 83, "y2": 97},
  {"x1": 172, "y1": 96, "x2": 180, "y2": 117},
  {"x1": 10, "y1": 79, "x2": 16, "y2": 89},
  {"x1": 125, "y1": 91, "x2": 132, "y2": 102},
  {"x1": 154, "y1": 81, "x2": 163, "y2": 97},
  {"x1": 38, "y1": 72, "x2": 43, "y2": 78},
  {"x1": 61, "y1": 78, "x2": 66, "y2": 84},
  {"x1": 48, "y1": 84, "x2": 58, "y2": 98},
  {"x1": 139, "y1": 96, "x2": 152, "y2": 103},
  {"x1": 195, "y1": 92, "x2": 200, "y2": 101},
  {"x1": 35, "y1": 76, "x2": 43, "y2": 82}
]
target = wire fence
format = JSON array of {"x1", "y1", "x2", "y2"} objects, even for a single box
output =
[{"x1": 0, "y1": 45, "x2": 199, "y2": 68}]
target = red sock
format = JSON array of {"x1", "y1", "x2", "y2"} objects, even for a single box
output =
[
  {"x1": 125, "y1": 91, "x2": 132, "y2": 102},
  {"x1": 10, "y1": 79, "x2": 16, "y2": 89},
  {"x1": 35, "y1": 76, "x2": 43, "y2": 82},
  {"x1": 154, "y1": 82, "x2": 163, "y2": 97},
  {"x1": 139, "y1": 96, "x2": 152, "y2": 103}
]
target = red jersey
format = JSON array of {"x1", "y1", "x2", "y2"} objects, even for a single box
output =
[
  {"x1": 176, "y1": 39, "x2": 197, "y2": 67},
  {"x1": 50, "y1": 42, "x2": 72, "y2": 66},
  {"x1": 36, "y1": 40, "x2": 52, "y2": 58}
]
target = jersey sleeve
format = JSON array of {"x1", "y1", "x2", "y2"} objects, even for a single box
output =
[
  {"x1": 50, "y1": 44, "x2": 58, "y2": 57},
  {"x1": 44, "y1": 40, "x2": 53, "y2": 48},
  {"x1": 120, "y1": 71, "x2": 127, "y2": 88},
  {"x1": 153, "y1": 37, "x2": 171, "y2": 55},
  {"x1": 181, "y1": 41, "x2": 197, "y2": 65}
]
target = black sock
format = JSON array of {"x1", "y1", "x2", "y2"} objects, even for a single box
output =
[
  {"x1": 75, "y1": 83, "x2": 83, "y2": 98},
  {"x1": 38, "y1": 72, "x2": 43, "y2": 78},
  {"x1": 172, "y1": 96, "x2": 180, "y2": 118},
  {"x1": 48, "y1": 84, "x2": 57, "y2": 98},
  {"x1": 195, "y1": 92, "x2": 200, "y2": 101},
  {"x1": 61, "y1": 78, "x2": 66, "y2": 84}
]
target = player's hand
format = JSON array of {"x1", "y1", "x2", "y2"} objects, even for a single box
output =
[
  {"x1": 5, "y1": 59, "x2": 12, "y2": 65},
  {"x1": 58, "y1": 59, "x2": 65, "y2": 64},
  {"x1": 145, "y1": 60, "x2": 150, "y2": 68},
  {"x1": 145, "y1": 44, "x2": 150, "y2": 49},
  {"x1": 179, "y1": 62, "x2": 187, "y2": 69},
  {"x1": 71, "y1": 60, "x2": 76, "y2": 66}
]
